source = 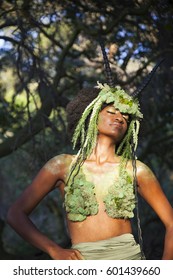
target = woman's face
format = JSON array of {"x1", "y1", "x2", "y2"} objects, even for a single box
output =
[{"x1": 97, "y1": 105, "x2": 129, "y2": 142}]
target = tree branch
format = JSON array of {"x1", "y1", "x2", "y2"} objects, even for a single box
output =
[{"x1": 0, "y1": 94, "x2": 69, "y2": 158}]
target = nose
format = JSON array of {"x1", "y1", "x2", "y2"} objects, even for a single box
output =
[{"x1": 114, "y1": 109, "x2": 124, "y2": 122}]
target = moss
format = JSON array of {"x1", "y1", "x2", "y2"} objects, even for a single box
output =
[{"x1": 64, "y1": 166, "x2": 135, "y2": 221}]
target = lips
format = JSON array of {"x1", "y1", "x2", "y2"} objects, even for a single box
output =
[{"x1": 110, "y1": 122, "x2": 123, "y2": 129}]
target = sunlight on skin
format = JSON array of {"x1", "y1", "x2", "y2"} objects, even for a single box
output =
[
  {"x1": 136, "y1": 160, "x2": 157, "y2": 181},
  {"x1": 43, "y1": 154, "x2": 70, "y2": 175},
  {"x1": 104, "y1": 106, "x2": 130, "y2": 123},
  {"x1": 82, "y1": 163, "x2": 119, "y2": 201}
]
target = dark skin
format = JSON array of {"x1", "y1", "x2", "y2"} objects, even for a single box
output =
[{"x1": 7, "y1": 105, "x2": 173, "y2": 260}]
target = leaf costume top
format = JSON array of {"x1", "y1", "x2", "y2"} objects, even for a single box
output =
[{"x1": 64, "y1": 164, "x2": 136, "y2": 222}]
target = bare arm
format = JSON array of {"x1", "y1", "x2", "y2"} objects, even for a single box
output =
[
  {"x1": 136, "y1": 161, "x2": 173, "y2": 260},
  {"x1": 6, "y1": 154, "x2": 84, "y2": 260}
]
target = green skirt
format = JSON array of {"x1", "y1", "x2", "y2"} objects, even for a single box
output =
[{"x1": 71, "y1": 233, "x2": 142, "y2": 260}]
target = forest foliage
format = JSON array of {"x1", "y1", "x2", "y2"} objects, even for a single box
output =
[{"x1": 0, "y1": 0, "x2": 173, "y2": 259}]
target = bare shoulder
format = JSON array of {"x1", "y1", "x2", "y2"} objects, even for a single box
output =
[
  {"x1": 136, "y1": 160, "x2": 156, "y2": 178},
  {"x1": 126, "y1": 159, "x2": 155, "y2": 179},
  {"x1": 43, "y1": 153, "x2": 74, "y2": 175},
  {"x1": 135, "y1": 160, "x2": 160, "y2": 192}
]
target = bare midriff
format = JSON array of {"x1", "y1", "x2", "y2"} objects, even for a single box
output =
[{"x1": 66, "y1": 202, "x2": 132, "y2": 244}]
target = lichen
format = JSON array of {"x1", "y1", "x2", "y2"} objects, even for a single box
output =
[
  {"x1": 64, "y1": 167, "x2": 135, "y2": 221},
  {"x1": 103, "y1": 169, "x2": 136, "y2": 219},
  {"x1": 64, "y1": 170, "x2": 99, "y2": 221}
]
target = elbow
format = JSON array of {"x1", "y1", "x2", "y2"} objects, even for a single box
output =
[
  {"x1": 6, "y1": 204, "x2": 23, "y2": 227},
  {"x1": 167, "y1": 223, "x2": 173, "y2": 232},
  {"x1": 6, "y1": 206, "x2": 14, "y2": 226},
  {"x1": 165, "y1": 220, "x2": 173, "y2": 234},
  {"x1": 6, "y1": 203, "x2": 29, "y2": 228}
]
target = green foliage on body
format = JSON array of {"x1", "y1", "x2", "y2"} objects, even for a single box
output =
[{"x1": 65, "y1": 166, "x2": 135, "y2": 221}]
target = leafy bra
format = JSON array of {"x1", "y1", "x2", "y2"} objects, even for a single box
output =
[{"x1": 64, "y1": 166, "x2": 136, "y2": 222}]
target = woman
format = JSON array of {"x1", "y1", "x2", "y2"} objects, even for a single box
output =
[{"x1": 6, "y1": 82, "x2": 173, "y2": 260}]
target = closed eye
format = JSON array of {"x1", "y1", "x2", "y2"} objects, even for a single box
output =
[
  {"x1": 106, "y1": 110, "x2": 116, "y2": 114},
  {"x1": 122, "y1": 114, "x2": 130, "y2": 122},
  {"x1": 123, "y1": 116, "x2": 130, "y2": 123},
  {"x1": 107, "y1": 110, "x2": 129, "y2": 123}
]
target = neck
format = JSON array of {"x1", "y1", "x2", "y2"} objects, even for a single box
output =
[{"x1": 88, "y1": 134, "x2": 119, "y2": 164}]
